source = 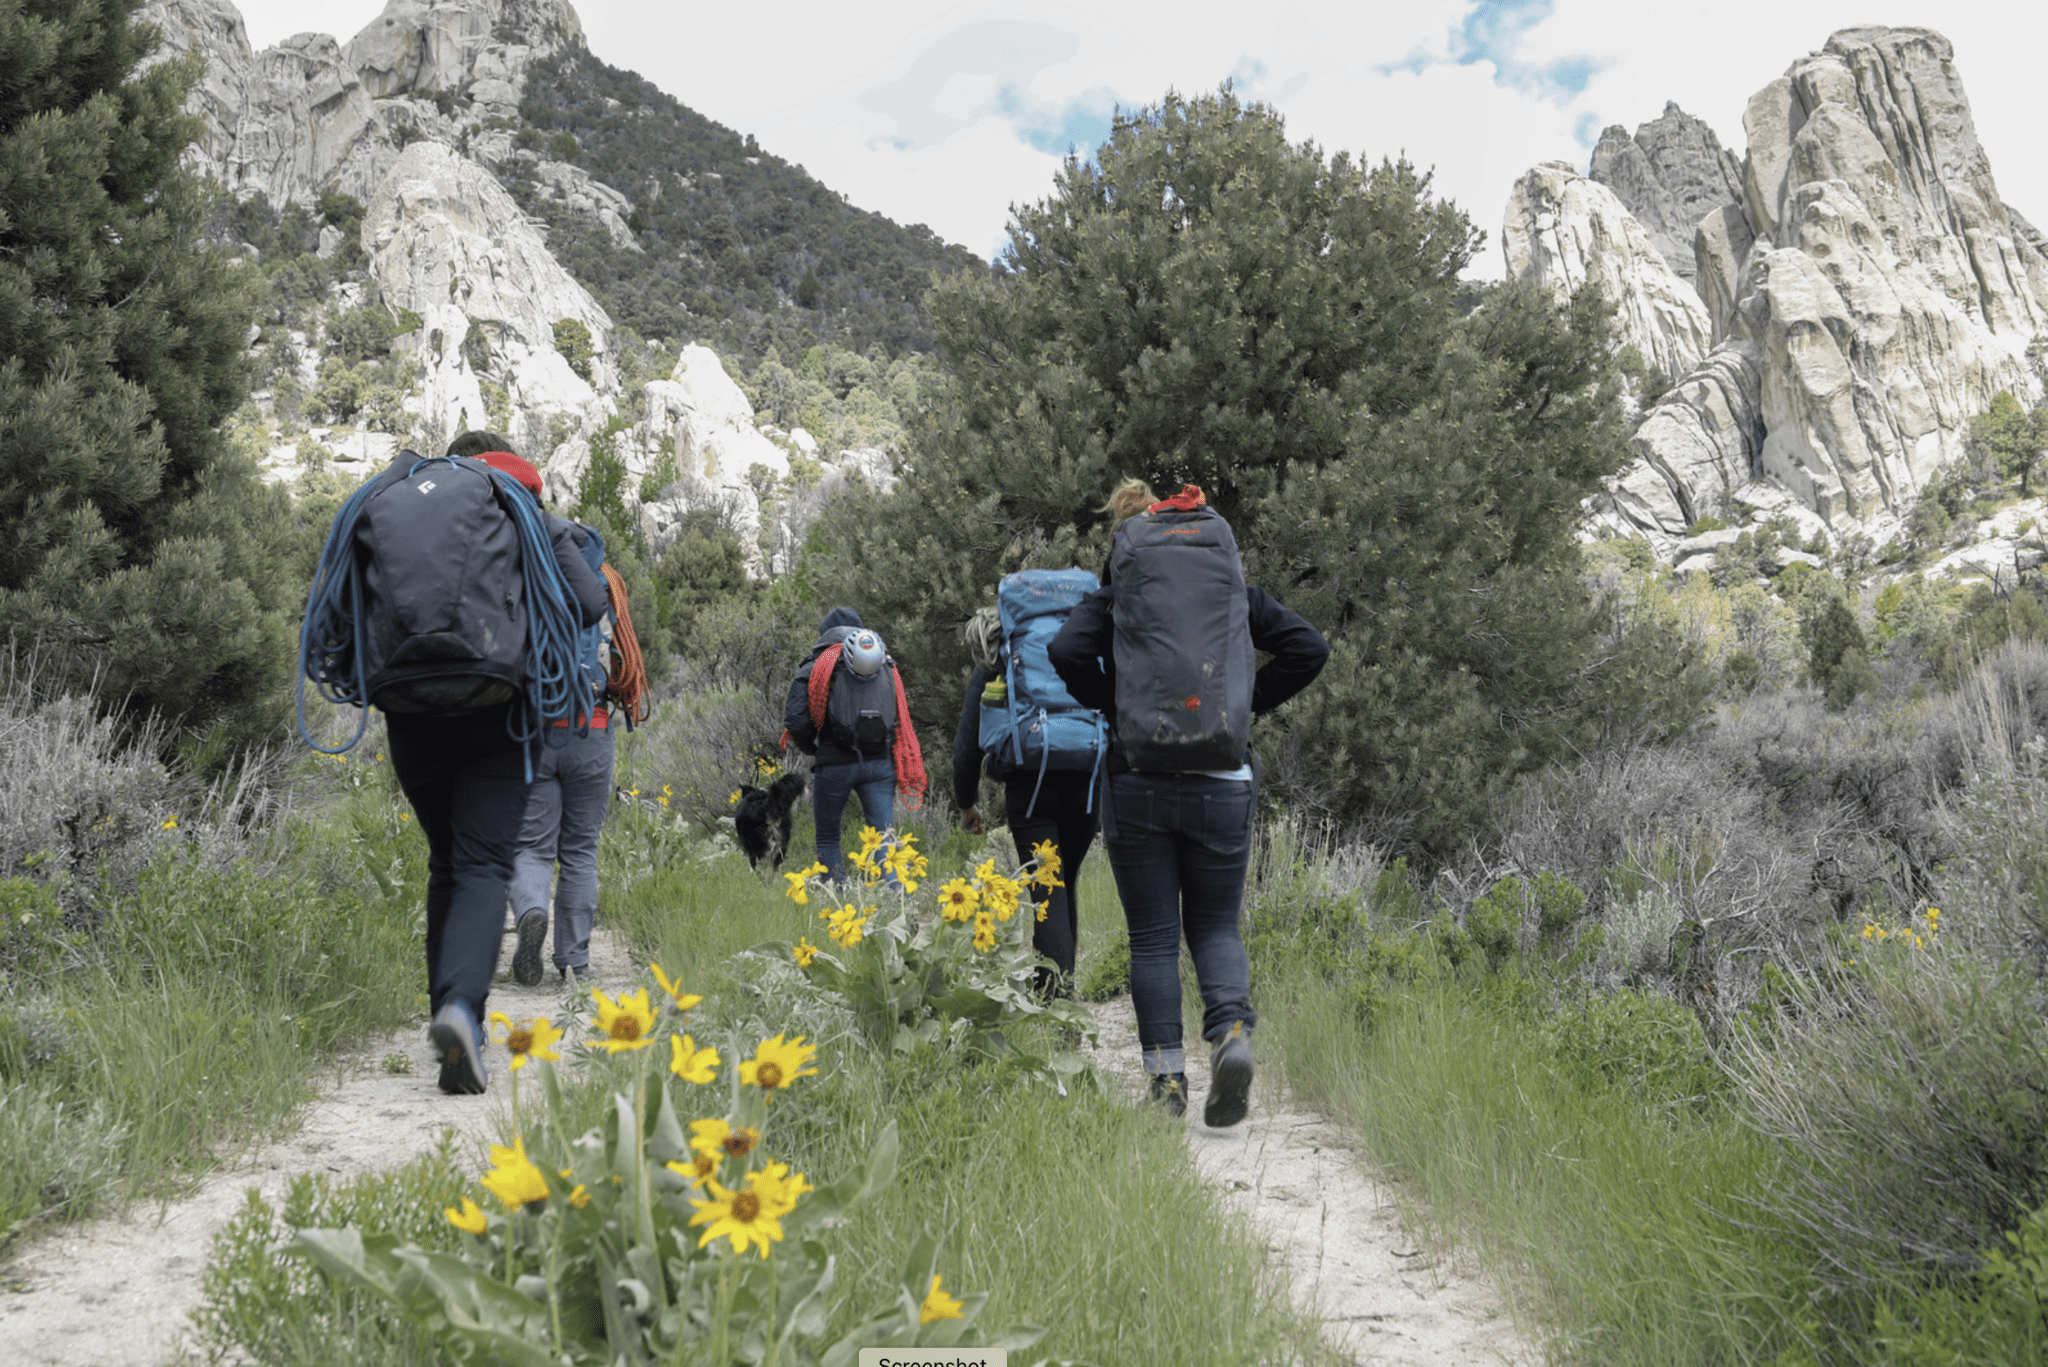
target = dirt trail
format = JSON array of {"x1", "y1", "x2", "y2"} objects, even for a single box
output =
[
  {"x1": 0, "y1": 921, "x2": 637, "y2": 1367},
  {"x1": 1087, "y1": 1000, "x2": 1537, "y2": 1366}
]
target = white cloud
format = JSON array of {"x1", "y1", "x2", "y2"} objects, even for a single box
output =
[{"x1": 229, "y1": 1, "x2": 2048, "y2": 276}]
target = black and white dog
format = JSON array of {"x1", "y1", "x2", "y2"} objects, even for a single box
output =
[{"x1": 734, "y1": 774, "x2": 806, "y2": 873}]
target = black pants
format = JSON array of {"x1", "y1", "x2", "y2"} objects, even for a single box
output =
[
  {"x1": 386, "y1": 703, "x2": 530, "y2": 1017},
  {"x1": 1004, "y1": 771, "x2": 1097, "y2": 990}
]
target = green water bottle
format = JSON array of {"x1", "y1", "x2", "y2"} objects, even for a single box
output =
[{"x1": 982, "y1": 678, "x2": 1007, "y2": 706}]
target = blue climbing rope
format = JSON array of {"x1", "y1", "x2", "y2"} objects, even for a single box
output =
[{"x1": 296, "y1": 455, "x2": 592, "y2": 766}]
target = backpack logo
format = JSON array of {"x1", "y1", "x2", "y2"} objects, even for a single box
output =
[{"x1": 416, "y1": 480, "x2": 437, "y2": 494}]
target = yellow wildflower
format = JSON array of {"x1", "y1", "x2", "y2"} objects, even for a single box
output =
[
  {"x1": 160, "y1": 816, "x2": 179, "y2": 831},
  {"x1": 982, "y1": 873, "x2": 1022, "y2": 921},
  {"x1": 972, "y1": 911, "x2": 997, "y2": 952},
  {"x1": 1030, "y1": 840, "x2": 1064, "y2": 888},
  {"x1": 974, "y1": 857, "x2": 998, "y2": 883},
  {"x1": 670, "y1": 1033, "x2": 720, "y2": 1084},
  {"x1": 792, "y1": 937, "x2": 819, "y2": 967},
  {"x1": 920, "y1": 1272, "x2": 966, "y2": 1324},
  {"x1": 885, "y1": 832, "x2": 927, "y2": 891},
  {"x1": 1036, "y1": 900, "x2": 1048, "y2": 922},
  {"x1": 590, "y1": 988, "x2": 658, "y2": 1052},
  {"x1": 489, "y1": 1013, "x2": 563, "y2": 1071},
  {"x1": 826, "y1": 905, "x2": 869, "y2": 947},
  {"x1": 939, "y1": 878, "x2": 980, "y2": 922},
  {"x1": 739, "y1": 1033, "x2": 819, "y2": 1092},
  {"x1": 756, "y1": 1159, "x2": 813, "y2": 1204},
  {"x1": 568, "y1": 1184, "x2": 590, "y2": 1208},
  {"x1": 689, "y1": 1117, "x2": 759, "y2": 1159},
  {"x1": 783, "y1": 861, "x2": 827, "y2": 905},
  {"x1": 666, "y1": 1151, "x2": 720, "y2": 1188},
  {"x1": 650, "y1": 963, "x2": 703, "y2": 1013},
  {"x1": 444, "y1": 1197, "x2": 488, "y2": 1235},
  {"x1": 480, "y1": 1136, "x2": 550, "y2": 1211},
  {"x1": 728, "y1": 789, "x2": 742, "y2": 805},
  {"x1": 688, "y1": 1166, "x2": 805, "y2": 1258}
]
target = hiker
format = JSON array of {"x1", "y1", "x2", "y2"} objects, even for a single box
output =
[
  {"x1": 299, "y1": 430, "x2": 608, "y2": 1095},
  {"x1": 784, "y1": 607, "x2": 927, "y2": 880},
  {"x1": 1049, "y1": 481, "x2": 1328, "y2": 1126},
  {"x1": 951, "y1": 573, "x2": 1108, "y2": 995},
  {"x1": 497, "y1": 446, "x2": 651, "y2": 987}
]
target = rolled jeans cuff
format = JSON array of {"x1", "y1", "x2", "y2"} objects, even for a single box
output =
[{"x1": 1142, "y1": 1045, "x2": 1187, "y2": 1076}]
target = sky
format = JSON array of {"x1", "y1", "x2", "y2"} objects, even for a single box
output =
[{"x1": 232, "y1": 1, "x2": 2048, "y2": 277}]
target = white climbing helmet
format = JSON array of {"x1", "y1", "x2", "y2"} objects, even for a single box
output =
[{"x1": 843, "y1": 630, "x2": 886, "y2": 677}]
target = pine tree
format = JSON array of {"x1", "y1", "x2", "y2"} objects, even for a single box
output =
[
  {"x1": 804, "y1": 87, "x2": 1639, "y2": 854},
  {"x1": 0, "y1": 0, "x2": 285, "y2": 738}
]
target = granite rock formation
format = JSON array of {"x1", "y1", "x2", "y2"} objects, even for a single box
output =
[
  {"x1": 1503, "y1": 162, "x2": 1714, "y2": 381},
  {"x1": 1587, "y1": 103, "x2": 1746, "y2": 286},
  {"x1": 144, "y1": 0, "x2": 604, "y2": 216},
  {"x1": 364, "y1": 141, "x2": 616, "y2": 458},
  {"x1": 1555, "y1": 27, "x2": 2048, "y2": 546}
]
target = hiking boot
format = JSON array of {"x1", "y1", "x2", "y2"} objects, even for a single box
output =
[
  {"x1": 1204, "y1": 1021, "x2": 1254, "y2": 1128},
  {"x1": 511, "y1": 909, "x2": 548, "y2": 986},
  {"x1": 1148, "y1": 1072, "x2": 1189, "y2": 1118},
  {"x1": 429, "y1": 999, "x2": 488, "y2": 1095}
]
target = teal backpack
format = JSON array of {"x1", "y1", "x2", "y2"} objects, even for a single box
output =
[{"x1": 978, "y1": 569, "x2": 1109, "y2": 813}]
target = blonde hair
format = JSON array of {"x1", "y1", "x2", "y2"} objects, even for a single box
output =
[{"x1": 1100, "y1": 478, "x2": 1157, "y2": 523}]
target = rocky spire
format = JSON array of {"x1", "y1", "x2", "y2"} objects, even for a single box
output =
[{"x1": 1587, "y1": 103, "x2": 1745, "y2": 285}]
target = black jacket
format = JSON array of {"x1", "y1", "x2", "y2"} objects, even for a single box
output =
[
  {"x1": 1047, "y1": 584, "x2": 1328, "y2": 769},
  {"x1": 785, "y1": 607, "x2": 874, "y2": 766}
]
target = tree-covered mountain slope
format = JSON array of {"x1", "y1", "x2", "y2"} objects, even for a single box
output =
[{"x1": 514, "y1": 48, "x2": 994, "y2": 363}]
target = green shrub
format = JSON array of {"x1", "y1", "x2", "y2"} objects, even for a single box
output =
[
  {"x1": 1078, "y1": 929, "x2": 1131, "y2": 1001},
  {"x1": 1687, "y1": 515, "x2": 1731, "y2": 536},
  {"x1": 1466, "y1": 877, "x2": 1522, "y2": 969},
  {"x1": 553, "y1": 317, "x2": 596, "y2": 381},
  {"x1": 1543, "y1": 987, "x2": 1723, "y2": 1110},
  {"x1": 1733, "y1": 946, "x2": 2048, "y2": 1293},
  {"x1": 1871, "y1": 1199, "x2": 2048, "y2": 1365},
  {"x1": 192, "y1": 1140, "x2": 470, "y2": 1366}
]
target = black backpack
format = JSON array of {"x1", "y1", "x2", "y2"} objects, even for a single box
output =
[
  {"x1": 353, "y1": 455, "x2": 529, "y2": 714},
  {"x1": 823, "y1": 660, "x2": 897, "y2": 756},
  {"x1": 1109, "y1": 503, "x2": 1255, "y2": 771}
]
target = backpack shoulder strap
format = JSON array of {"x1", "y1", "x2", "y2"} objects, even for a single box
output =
[{"x1": 806, "y1": 644, "x2": 842, "y2": 730}]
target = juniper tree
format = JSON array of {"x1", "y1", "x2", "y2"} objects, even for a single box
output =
[
  {"x1": 0, "y1": 0, "x2": 286, "y2": 739},
  {"x1": 806, "y1": 86, "x2": 1640, "y2": 854}
]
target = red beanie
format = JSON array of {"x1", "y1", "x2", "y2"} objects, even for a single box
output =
[{"x1": 476, "y1": 450, "x2": 545, "y2": 499}]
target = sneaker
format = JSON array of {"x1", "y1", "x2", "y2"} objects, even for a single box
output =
[
  {"x1": 1205, "y1": 1021, "x2": 1254, "y2": 1128},
  {"x1": 429, "y1": 999, "x2": 488, "y2": 1095},
  {"x1": 511, "y1": 910, "x2": 548, "y2": 986},
  {"x1": 1148, "y1": 1072, "x2": 1189, "y2": 1118}
]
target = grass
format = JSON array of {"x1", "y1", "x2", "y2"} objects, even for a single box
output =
[
  {"x1": 0, "y1": 777, "x2": 428, "y2": 1252},
  {"x1": 1258, "y1": 953, "x2": 1813, "y2": 1366},
  {"x1": 194, "y1": 804, "x2": 1337, "y2": 1366}
]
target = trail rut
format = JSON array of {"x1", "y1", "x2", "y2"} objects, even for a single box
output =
[{"x1": 1087, "y1": 1000, "x2": 1537, "y2": 1366}]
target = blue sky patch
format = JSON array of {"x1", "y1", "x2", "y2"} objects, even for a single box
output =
[
  {"x1": 998, "y1": 83, "x2": 1116, "y2": 156},
  {"x1": 1382, "y1": 0, "x2": 1609, "y2": 105}
]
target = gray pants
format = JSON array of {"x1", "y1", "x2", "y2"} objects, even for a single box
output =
[{"x1": 509, "y1": 723, "x2": 616, "y2": 971}]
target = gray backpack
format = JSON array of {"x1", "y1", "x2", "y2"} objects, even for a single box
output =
[
  {"x1": 355, "y1": 454, "x2": 527, "y2": 714},
  {"x1": 1109, "y1": 504, "x2": 1254, "y2": 771}
]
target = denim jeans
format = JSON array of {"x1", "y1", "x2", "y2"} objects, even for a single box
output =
[
  {"x1": 1005, "y1": 772, "x2": 1097, "y2": 988},
  {"x1": 385, "y1": 703, "x2": 531, "y2": 1018},
  {"x1": 812, "y1": 756, "x2": 895, "y2": 880},
  {"x1": 1103, "y1": 770, "x2": 1257, "y2": 1061},
  {"x1": 509, "y1": 723, "x2": 616, "y2": 972}
]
